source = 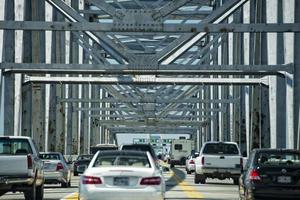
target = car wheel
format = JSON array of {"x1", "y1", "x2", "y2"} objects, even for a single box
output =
[
  {"x1": 199, "y1": 176, "x2": 206, "y2": 184},
  {"x1": 74, "y1": 171, "x2": 78, "y2": 176},
  {"x1": 36, "y1": 184, "x2": 44, "y2": 200},
  {"x1": 194, "y1": 173, "x2": 201, "y2": 184},
  {"x1": 24, "y1": 183, "x2": 36, "y2": 200},
  {"x1": 68, "y1": 180, "x2": 71, "y2": 187},
  {"x1": 170, "y1": 164, "x2": 174, "y2": 168},
  {"x1": 187, "y1": 169, "x2": 191, "y2": 174},
  {"x1": 61, "y1": 181, "x2": 68, "y2": 188},
  {"x1": 233, "y1": 178, "x2": 239, "y2": 185}
]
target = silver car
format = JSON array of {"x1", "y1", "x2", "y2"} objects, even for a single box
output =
[{"x1": 39, "y1": 152, "x2": 71, "y2": 188}]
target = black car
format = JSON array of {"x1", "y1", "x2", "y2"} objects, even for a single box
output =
[
  {"x1": 239, "y1": 149, "x2": 300, "y2": 200},
  {"x1": 120, "y1": 144, "x2": 158, "y2": 162},
  {"x1": 73, "y1": 154, "x2": 93, "y2": 176}
]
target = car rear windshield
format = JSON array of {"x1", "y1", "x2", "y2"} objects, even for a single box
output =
[
  {"x1": 77, "y1": 155, "x2": 93, "y2": 160},
  {"x1": 93, "y1": 155, "x2": 150, "y2": 168},
  {"x1": 203, "y1": 143, "x2": 239, "y2": 155},
  {"x1": 257, "y1": 152, "x2": 300, "y2": 166},
  {"x1": 0, "y1": 138, "x2": 32, "y2": 155},
  {"x1": 40, "y1": 153, "x2": 60, "y2": 160}
]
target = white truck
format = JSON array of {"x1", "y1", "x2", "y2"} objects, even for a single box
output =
[
  {"x1": 194, "y1": 141, "x2": 242, "y2": 185},
  {"x1": 169, "y1": 139, "x2": 194, "y2": 168},
  {"x1": 0, "y1": 136, "x2": 44, "y2": 200}
]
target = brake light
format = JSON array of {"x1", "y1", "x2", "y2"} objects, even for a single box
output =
[
  {"x1": 56, "y1": 163, "x2": 64, "y2": 171},
  {"x1": 249, "y1": 169, "x2": 261, "y2": 182},
  {"x1": 140, "y1": 177, "x2": 161, "y2": 185},
  {"x1": 189, "y1": 160, "x2": 195, "y2": 164},
  {"x1": 201, "y1": 157, "x2": 205, "y2": 165},
  {"x1": 27, "y1": 154, "x2": 33, "y2": 169},
  {"x1": 82, "y1": 175, "x2": 102, "y2": 184}
]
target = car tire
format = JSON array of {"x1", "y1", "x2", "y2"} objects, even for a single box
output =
[
  {"x1": 199, "y1": 177, "x2": 206, "y2": 184},
  {"x1": 233, "y1": 178, "x2": 239, "y2": 185},
  {"x1": 68, "y1": 180, "x2": 71, "y2": 187},
  {"x1": 187, "y1": 169, "x2": 191, "y2": 174},
  {"x1": 194, "y1": 173, "x2": 201, "y2": 184},
  {"x1": 170, "y1": 164, "x2": 174, "y2": 168},
  {"x1": 24, "y1": 183, "x2": 36, "y2": 200},
  {"x1": 74, "y1": 171, "x2": 78, "y2": 176},
  {"x1": 61, "y1": 181, "x2": 68, "y2": 188},
  {"x1": 36, "y1": 184, "x2": 44, "y2": 200}
]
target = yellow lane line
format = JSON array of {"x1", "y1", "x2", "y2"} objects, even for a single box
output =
[
  {"x1": 170, "y1": 170, "x2": 204, "y2": 199},
  {"x1": 61, "y1": 192, "x2": 78, "y2": 200}
]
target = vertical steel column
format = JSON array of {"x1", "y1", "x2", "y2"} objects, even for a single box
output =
[
  {"x1": 283, "y1": 0, "x2": 295, "y2": 149},
  {"x1": 31, "y1": 0, "x2": 46, "y2": 150},
  {"x1": 295, "y1": 0, "x2": 300, "y2": 149},
  {"x1": 70, "y1": 0, "x2": 80, "y2": 154},
  {"x1": 22, "y1": 0, "x2": 32, "y2": 137},
  {"x1": 53, "y1": 8, "x2": 66, "y2": 153},
  {"x1": 250, "y1": 0, "x2": 261, "y2": 149},
  {"x1": 2, "y1": 0, "x2": 15, "y2": 135},
  {"x1": 243, "y1": 1, "x2": 251, "y2": 155},
  {"x1": 260, "y1": 0, "x2": 270, "y2": 148}
]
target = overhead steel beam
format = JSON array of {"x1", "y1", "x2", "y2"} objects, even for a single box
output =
[
  {"x1": 45, "y1": 0, "x2": 132, "y2": 63},
  {"x1": 75, "y1": 107, "x2": 225, "y2": 112},
  {"x1": 58, "y1": 97, "x2": 238, "y2": 104},
  {"x1": 159, "y1": 0, "x2": 248, "y2": 64},
  {"x1": 1, "y1": 21, "x2": 299, "y2": 33},
  {"x1": 24, "y1": 75, "x2": 269, "y2": 85},
  {"x1": 1, "y1": 63, "x2": 292, "y2": 75},
  {"x1": 109, "y1": 127, "x2": 197, "y2": 134},
  {"x1": 85, "y1": 0, "x2": 124, "y2": 18},
  {"x1": 92, "y1": 119, "x2": 208, "y2": 127}
]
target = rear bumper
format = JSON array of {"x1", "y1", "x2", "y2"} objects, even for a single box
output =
[
  {"x1": 79, "y1": 187, "x2": 164, "y2": 200},
  {"x1": 44, "y1": 171, "x2": 67, "y2": 184},
  {"x1": 186, "y1": 164, "x2": 195, "y2": 171},
  {"x1": 0, "y1": 176, "x2": 34, "y2": 185},
  {"x1": 250, "y1": 186, "x2": 300, "y2": 199},
  {"x1": 196, "y1": 167, "x2": 240, "y2": 178}
]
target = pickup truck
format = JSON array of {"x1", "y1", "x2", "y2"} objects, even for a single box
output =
[
  {"x1": 0, "y1": 136, "x2": 44, "y2": 200},
  {"x1": 194, "y1": 141, "x2": 242, "y2": 185}
]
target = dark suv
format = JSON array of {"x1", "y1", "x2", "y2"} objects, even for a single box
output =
[{"x1": 120, "y1": 144, "x2": 158, "y2": 162}]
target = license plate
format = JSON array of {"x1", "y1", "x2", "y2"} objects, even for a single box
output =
[
  {"x1": 278, "y1": 176, "x2": 291, "y2": 183},
  {"x1": 113, "y1": 177, "x2": 129, "y2": 186}
]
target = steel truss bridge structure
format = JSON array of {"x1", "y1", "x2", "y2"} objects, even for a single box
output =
[{"x1": 0, "y1": 0, "x2": 299, "y2": 155}]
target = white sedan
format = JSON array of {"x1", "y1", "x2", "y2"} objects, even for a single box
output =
[{"x1": 79, "y1": 150, "x2": 165, "y2": 200}]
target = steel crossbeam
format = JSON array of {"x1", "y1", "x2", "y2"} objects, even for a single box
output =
[{"x1": 24, "y1": 75, "x2": 269, "y2": 85}]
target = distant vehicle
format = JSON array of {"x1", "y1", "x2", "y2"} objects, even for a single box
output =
[
  {"x1": 73, "y1": 154, "x2": 93, "y2": 176},
  {"x1": 169, "y1": 139, "x2": 194, "y2": 168},
  {"x1": 239, "y1": 149, "x2": 300, "y2": 200},
  {"x1": 0, "y1": 136, "x2": 44, "y2": 200},
  {"x1": 90, "y1": 144, "x2": 118, "y2": 154},
  {"x1": 79, "y1": 150, "x2": 165, "y2": 200},
  {"x1": 195, "y1": 141, "x2": 242, "y2": 185},
  {"x1": 120, "y1": 143, "x2": 158, "y2": 163},
  {"x1": 185, "y1": 152, "x2": 199, "y2": 174},
  {"x1": 39, "y1": 152, "x2": 71, "y2": 188}
]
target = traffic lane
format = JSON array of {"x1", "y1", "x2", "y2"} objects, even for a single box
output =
[
  {"x1": 0, "y1": 176, "x2": 80, "y2": 200},
  {"x1": 165, "y1": 167, "x2": 238, "y2": 200}
]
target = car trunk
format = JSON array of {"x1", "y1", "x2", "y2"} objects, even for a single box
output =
[
  {"x1": 86, "y1": 167, "x2": 155, "y2": 188},
  {"x1": 258, "y1": 165, "x2": 300, "y2": 186},
  {"x1": 42, "y1": 160, "x2": 61, "y2": 172}
]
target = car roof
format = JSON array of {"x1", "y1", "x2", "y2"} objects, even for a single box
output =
[
  {"x1": 98, "y1": 150, "x2": 148, "y2": 156},
  {"x1": 203, "y1": 141, "x2": 238, "y2": 145},
  {"x1": 40, "y1": 152, "x2": 62, "y2": 154}
]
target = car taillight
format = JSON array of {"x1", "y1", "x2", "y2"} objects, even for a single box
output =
[
  {"x1": 82, "y1": 175, "x2": 102, "y2": 184},
  {"x1": 56, "y1": 163, "x2": 64, "y2": 171},
  {"x1": 201, "y1": 157, "x2": 205, "y2": 165},
  {"x1": 140, "y1": 177, "x2": 161, "y2": 185},
  {"x1": 189, "y1": 160, "x2": 195, "y2": 164},
  {"x1": 249, "y1": 169, "x2": 261, "y2": 182},
  {"x1": 27, "y1": 154, "x2": 33, "y2": 169}
]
